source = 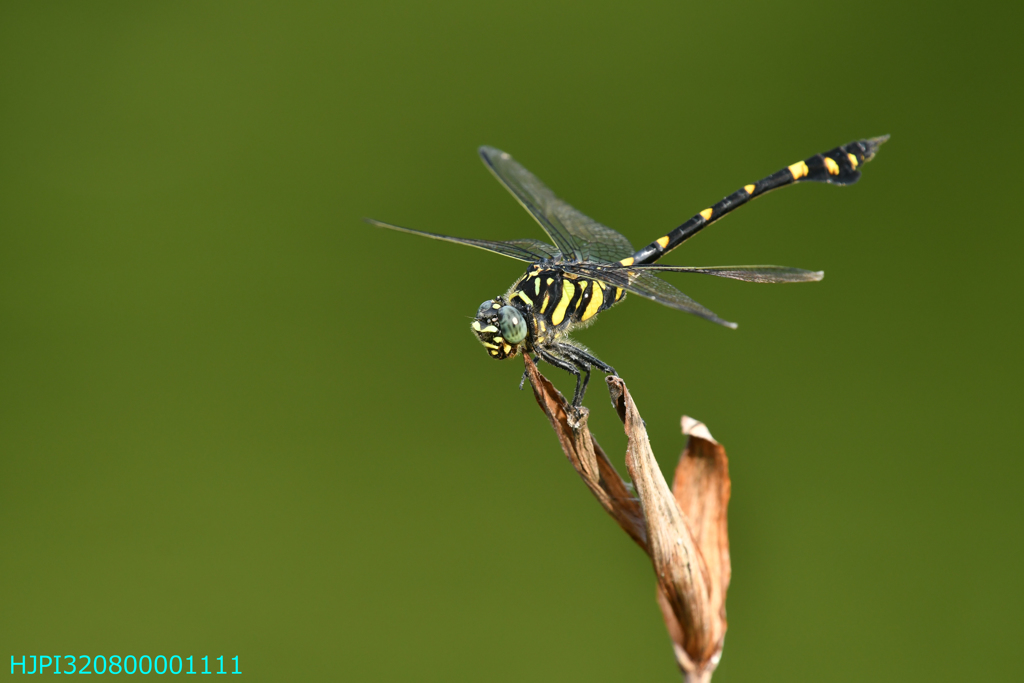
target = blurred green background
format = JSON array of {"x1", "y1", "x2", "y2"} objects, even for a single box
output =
[{"x1": 2, "y1": 1, "x2": 1021, "y2": 680}]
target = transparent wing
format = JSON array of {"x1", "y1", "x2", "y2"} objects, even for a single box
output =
[
  {"x1": 364, "y1": 218, "x2": 558, "y2": 262},
  {"x1": 503, "y1": 239, "x2": 562, "y2": 260},
  {"x1": 479, "y1": 146, "x2": 635, "y2": 263},
  {"x1": 631, "y1": 264, "x2": 824, "y2": 283},
  {"x1": 559, "y1": 208, "x2": 636, "y2": 263},
  {"x1": 569, "y1": 263, "x2": 737, "y2": 329}
]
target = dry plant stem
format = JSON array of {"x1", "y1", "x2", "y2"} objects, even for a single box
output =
[
  {"x1": 610, "y1": 378, "x2": 715, "y2": 672},
  {"x1": 522, "y1": 355, "x2": 647, "y2": 550},
  {"x1": 523, "y1": 356, "x2": 731, "y2": 683}
]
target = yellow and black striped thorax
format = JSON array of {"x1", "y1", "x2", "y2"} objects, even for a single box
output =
[{"x1": 509, "y1": 265, "x2": 626, "y2": 344}]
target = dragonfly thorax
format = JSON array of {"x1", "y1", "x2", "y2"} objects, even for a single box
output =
[{"x1": 471, "y1": 298, "x2": 528, "y2": 360}]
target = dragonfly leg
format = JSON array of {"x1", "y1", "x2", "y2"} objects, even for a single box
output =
[
  {"x1": 551, "y1": 341, "x2": 617, "y2": 406},
  {"x1": 536, "y1": 346, "x2": 585, "y2": 405},
  {"x1": 519, "y1": 356, "x2": 540, "y2": 390},
  {"x1": 553, "y1": 342, "x2": 617, "y2": 377}
]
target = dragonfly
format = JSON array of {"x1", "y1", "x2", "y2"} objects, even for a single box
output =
[{"x1": 367, "y1": 137, "x2": 887, "y2": 406}]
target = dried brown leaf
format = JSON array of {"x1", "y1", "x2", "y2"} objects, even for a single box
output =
[
  {"x1": 654, "y1": 417, "x2": 732, "y2": 680},
  {"x1": 524, "y1": 359, "x2": 732, "y2": 682},
  {"x1": 608, "y1": 378, "x2": 716, "y2": 675},
  {"x1": 523, "y1": 355, "x2": 647, "y2": 550},
  {"x1": 673, "y1": 418, "x2": 731, "y2": 651}
]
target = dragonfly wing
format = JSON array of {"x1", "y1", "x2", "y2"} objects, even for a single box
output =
[
  {"x1": 479, "y1": 147, "x2": 635, "y2": 262},
  {"x1": 570, "y1": 264, "x2": 737, "y2": 329},
  {"x1": 558, "y1": 208, "x2": 636, "y2": 263},
  {"x1": 504, "y1": 238, "x2": 562, "y2": 260},
  {"x1": 632, "y1": 264, "x2": 824, "y2": 283},
  {"x1": 364, "y1": 218, "x2": 557, "y2": 262}
]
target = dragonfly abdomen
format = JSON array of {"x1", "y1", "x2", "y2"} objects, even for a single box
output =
[{"x1": 627, "y1": 136, "x2": 889, "y2": 266}]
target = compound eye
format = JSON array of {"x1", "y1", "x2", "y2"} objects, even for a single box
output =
[
  {"x1": 497, "y1": 305, "x2": 528, "y2": 344},
  {"x1": 477, "y1": 300, "x2": 496, "y2": 318}
]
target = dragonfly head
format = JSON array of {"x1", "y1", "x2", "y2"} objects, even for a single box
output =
[{"x1": 472, "y1": 298, "x2": 528, "y2": 360}]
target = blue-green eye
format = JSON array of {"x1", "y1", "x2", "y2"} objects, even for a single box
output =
[{"x1": 497, "y1": 306, "x2": 528, "y2": 344}]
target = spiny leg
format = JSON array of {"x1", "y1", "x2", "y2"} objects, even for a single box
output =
[
  {"x1": 535, "y1": 346, "x2": 585, "y2": 405},
  {"x1": 552, "y1": 341, "x2": 618, "y2": 406},
  {"x1": 576, "y1": 364, "x2": 592, "y2": 407},
  {"x1": 520, "y1": 355, "x2": 540, "y2": 390},
  {"x1": 581, "y1": 369, "x2": 591, "y2": 404},
  {"x1": 553, "y1": 341, "x2": 616, "y2": 376},
  {"x1": 625, "y1": 136, "x2": 889, "y2": 266}
]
